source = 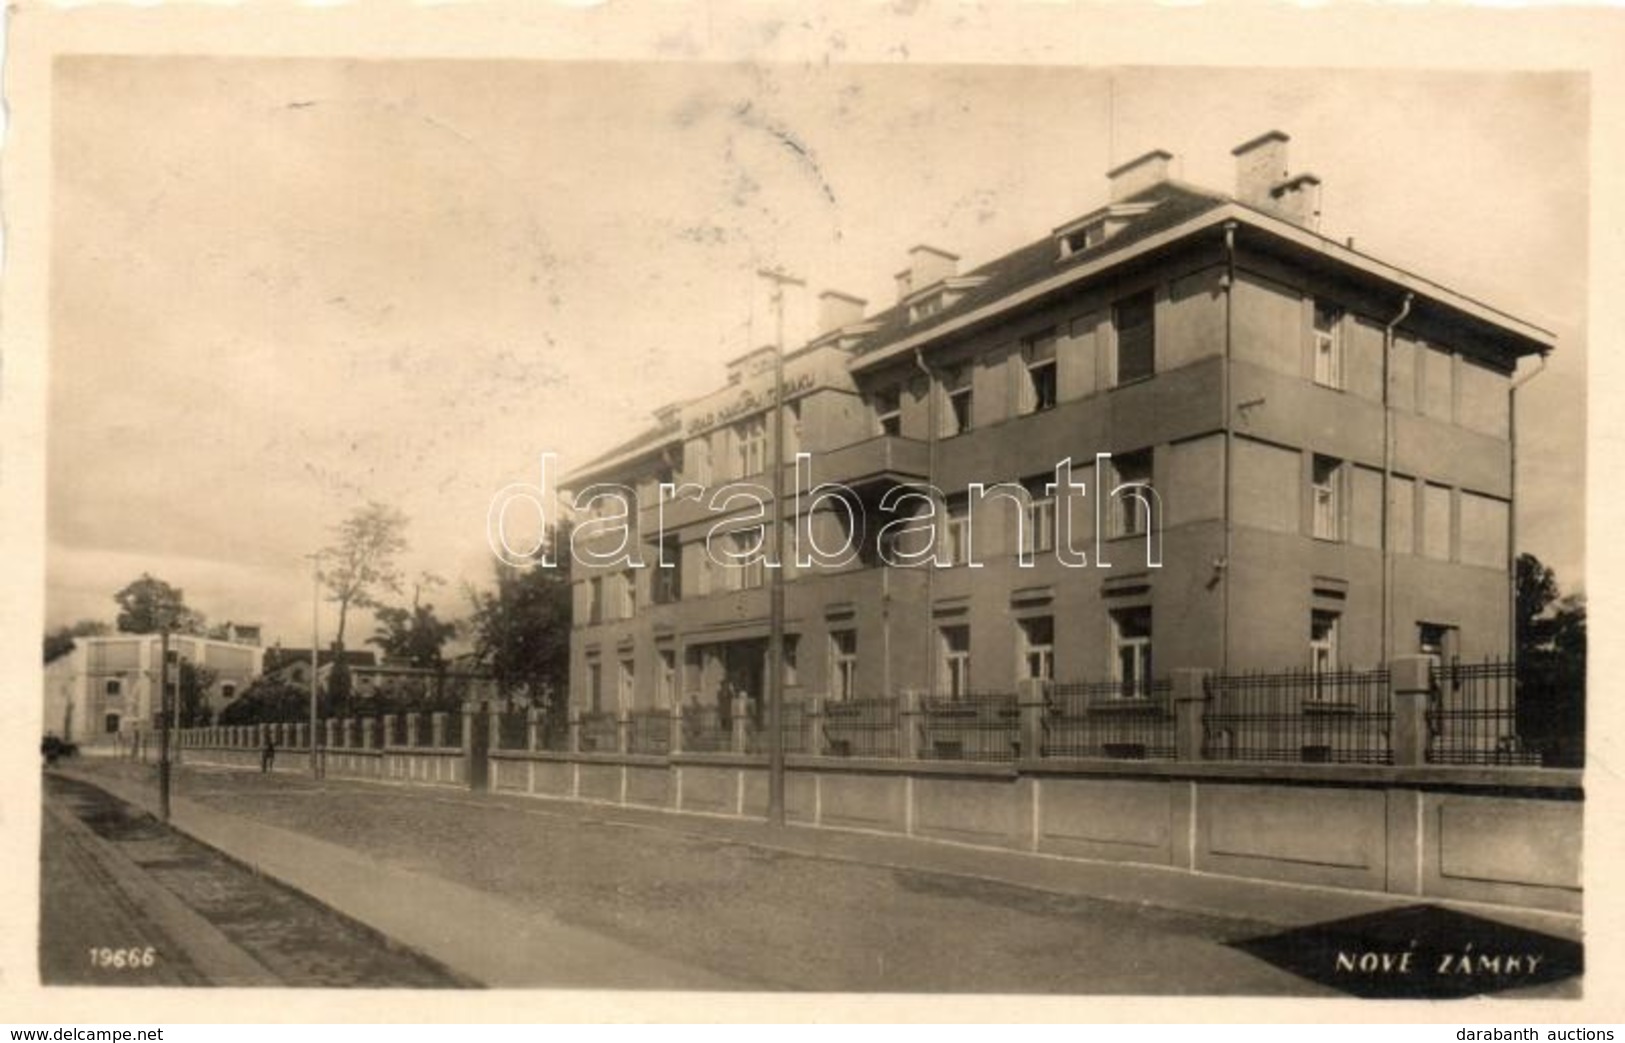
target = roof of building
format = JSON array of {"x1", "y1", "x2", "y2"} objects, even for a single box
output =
[
  {"x1": 263, "y1": 647, "x2": 378, "y2": 673},
  {"x1": 850, "y1": 180, "x2": 1229, "y2": 363},
  {"x1": 563, "y1": 163, "x2": 1556, "y2": 482}
]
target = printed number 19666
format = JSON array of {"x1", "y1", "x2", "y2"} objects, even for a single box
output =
[{"x1": 89, "y1": 947, "x2": 157, "y2": 969}]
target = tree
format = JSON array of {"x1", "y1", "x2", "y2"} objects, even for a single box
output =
[
  {"x1": 465, "y1": 534, "x2": 572, "y2": 728},
  {"x1": 177, "y1": 661, "x2": 218, "y2": 728},
  {"x1": 219, "y1": 675, "x2": 333, "y2": 726},
  {"x1": 113, "y1": 574, "x2": 204, "y2": 635},
  {"x1": 371, "y1": 603, "x2": 457, "y2": 669},
  {"x1": 1513, "y1": 553, "x2": 1586, "y2": 767},
  {"x1": 317, "y1": 503, "x2": 410, "y2": 652},
  {"x1": 43, "y1": 619, "x2": 110, "y2": 664}
]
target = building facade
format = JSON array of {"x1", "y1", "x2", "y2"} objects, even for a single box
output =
[
  {"x1": 561, "y1": 131, "x2": 1553, "y2": 723},
  {"x1": 44, "y1": 632, "x2": 265, "y2": 746}
]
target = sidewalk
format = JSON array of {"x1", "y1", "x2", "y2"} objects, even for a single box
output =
[{"x1": 62, "y1": 763, "x2": 748, "y2": 990}]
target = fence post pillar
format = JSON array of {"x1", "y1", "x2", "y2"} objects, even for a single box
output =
[
  {"x1": 324, "y1": 718, "x2": 337, "y2": 751},
  {"x1": 805, "y1": 695, "x2": 823, "y2": 757},
  {"x1": 900, "y1": 689, "x2": 921, "y2": 760},
  {"x1": 617, "y1": 708, "x2": 632, "y2": 755},
  {"x1": 568, "y1": 709, "x2": 582, "y2": 755},
  {"x1": 489, "y1": 708, "x2": 503, "y2": 753},
  {"x1": 1172, "y1": 669, "x2": 1211, "y2": 761},
  {"x1": 406, "y1": 713, "x2": 421, "y2": 748},
  {"x1": 669, "y1": 703, "x2": 684, "y2": 756},
  {"x1": 1391, "y1": 656, "x2": 1432, "y2": 767},
  {"x1": 430, "y1": 712, "x2": 447, "y2": 748},
  {"x1": 527, "y1": 709, "x2": 542, "y2": 753},
  {"x1": 1018, "y1": 679, "x2": 1046, "y2": 760},
  {"x1": 731, "y1": 695, "x2": 750, "y2": 754}
]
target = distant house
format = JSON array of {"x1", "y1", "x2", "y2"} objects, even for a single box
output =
[
  {"x1": 44, "y1": 632, "x2": 265, "y2": 747},
  {"x1": 262, "y1": 646, "x2": 379, "y2": 689}
]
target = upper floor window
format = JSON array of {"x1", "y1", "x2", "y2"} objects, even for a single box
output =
[
  {"x1": 1311, "y1": 455, "x2": 1343, "y2": 542},
  {"x1": 1107, "y1": 450, "x2": 1154, "y2": 539},
  {"x1": 690, "y1": 436, "x2": 713, "y2": 486},
  {"x1": 872, "y1": 386, "x2": 903, "y2": 437},
  {"x1": 944, "y1": 366, "x2": 973, "y2": 436},
  {"x1": 1020, "y1": 331, "x2": 1058, "y2": 414},
  {"x1": 617, "y1": 571, "x2": 636, "y2": 618},
  {"x1": 734, "y1": 416, "x2": 767, "y2": 478},
  {"x1": 1113, "y1": 291, "x2": 1155, "y2": 385},
  {"x1": 733, "y1": 527, "x2": 766, "y2": 590},
  {"x1": 1023, "y1": 476, "x2": 1057, "y2": 556},
  {"x1": 1313, "y1": 301, "x2": 1344, "y2": 389},
  {"x1": 104, "y1": 679, "x2": 121, "y2": 697},
  {"x1": 653, "y1": 538, "x2": 682, "y2": 605},
  {"x1": 943, "y1": 497, "x2": 972, "y2": 565},
  {"x1": 588, "y1": 578, "x2": 604, "y2": 625}
]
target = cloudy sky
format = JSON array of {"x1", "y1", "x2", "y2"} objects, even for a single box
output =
[{"x1": 47, "y1": 60, "x2": 1587, "y2": 647}]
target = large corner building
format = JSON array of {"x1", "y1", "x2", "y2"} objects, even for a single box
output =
[{"x1": 561, "y1": 131, "x2": 1554, "y2": 722}]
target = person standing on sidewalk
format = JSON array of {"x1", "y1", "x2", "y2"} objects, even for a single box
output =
[{"x1": 261, "y1": 735, "x2": 276, "y2": 773}]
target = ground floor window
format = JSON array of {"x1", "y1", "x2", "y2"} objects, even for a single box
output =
[
  {"x1": 1109, "y1": 607, "x2": 1153, "y2": 698},
  {"x1": 658, "y1": 650, "x2": 677, "y2": 707},
  {"x1": 1019, "y1": 616, "x2": 1054, "y2": 682},
  {"x1": 830, "y1": 631, "x2": 857, "y2": 701},
  {"x1": 939, "y1": 625, "x2": 971, "y2": 698},
  {"x1": 1310, "y1": 611, "x2": 1339, "y2": 674},
  {"x1": 104, "y1": 713, "x2": 120, "y2": 734}
]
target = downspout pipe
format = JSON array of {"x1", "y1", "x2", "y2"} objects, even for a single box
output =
[
  {"x1": 1508, "y1": 351, "x2": 1550, "y2": 666},
  {"x1": 915, "y1": 348, "x2": 939, "y2": 701},
  {"x1": 1220, "y1": 221, "x2": 1237, "y2": 674},
  {"x1": 1381, "y1": 292, "x2": 1414, "y2": 664}
]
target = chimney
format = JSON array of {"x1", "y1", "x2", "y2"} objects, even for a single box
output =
[
  {"x1": 817, "y1": 289, "x2": 868, "y2": 335},
  {"x1": 1272, "y1": 173, "x2": 1322, "y2": 231},
  {"x1": 900, "y1": 245, "x2": 958, "y2": 299},
  {"x1": 1232, "y1": 130, "x2": 1322, "y2": 229},
  {"x1": 1106, "y1": 149, "x2": 1174, "y2": 202},
  {"x1": 1232, "y1": 130, "x2": 1291, "y2": 208}
]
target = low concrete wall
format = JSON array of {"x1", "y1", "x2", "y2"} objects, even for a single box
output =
[
  {"x1": 174, "y1": 731, "x2": 1582, "y2": 915},
  {"x1": 486, "y1": 751, "x2": 1582, "y2": 915}
]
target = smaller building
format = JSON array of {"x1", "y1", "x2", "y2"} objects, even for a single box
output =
[{"x1": 44, "y1": 633, "x2": 264, "y2": 747}]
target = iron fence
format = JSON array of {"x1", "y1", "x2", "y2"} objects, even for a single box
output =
[
  {"x1": 628, "y1": 709, "x2": 673, "y2": 755},
  {"x1": 917, "y1": 692, "x2": 1021, "y2": 762},
  {"x1": 745, "y1": 698, "x2": 809, "y2": 756},
  {"x1": 1203, "y1": 667, "x2": 1392, "y2": 764},
  {"x1": 496, "y1": 713, "x2": 530, "y2": 751},
  {"x1": 820, "y1": 697, "x2": 901, "y2": 758},
  {"x1": 680, "y1": 703, "x2": 732, "y2": 753},
  {"x1": 1428, "y1": 658, "x2": 1540, "y2": 766},
  {"x1": 578, "y1": 711, "x2": 618, "y2": 753},
  {"x1": 1044, "y1": 680, "x2": 1176, "y2": 760}
]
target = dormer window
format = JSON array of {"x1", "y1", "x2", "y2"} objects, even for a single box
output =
[
  {"x1": 910, "y1": 295, "x2": 945, "y2": 323},
  {"x1": 1054, "y1": 202, "x2": 1158, "y2": 261},
  {"x1": 1058, "y1": 221, "x2": 1107, "y2": 258}
]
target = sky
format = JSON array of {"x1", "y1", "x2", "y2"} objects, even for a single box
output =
[{"x1": 46, "y1": 60, "x2": 1588, "y2": 648}]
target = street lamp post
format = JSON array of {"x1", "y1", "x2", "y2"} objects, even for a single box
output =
[
  {"x1": 158, "y1": 626, "x2": 172, "y2": 823},
  {"x1": 757, "y1": 267, "x2": 804, "y2": 828}
]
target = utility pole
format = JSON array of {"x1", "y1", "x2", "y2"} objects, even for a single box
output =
[
  {"x1": 158, "y1": 626, "x2": 172, "y2": 823},
  {"x1": 757, "y1": 266, "x2": 803, "y2": 828},
  {"x1": 307, "y1": 553, "x2": 323, "y2": 779}
]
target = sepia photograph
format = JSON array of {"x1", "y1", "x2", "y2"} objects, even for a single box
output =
[{"x1": 5, "y1": 1, "x2": 1618, "y2": 1026}]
